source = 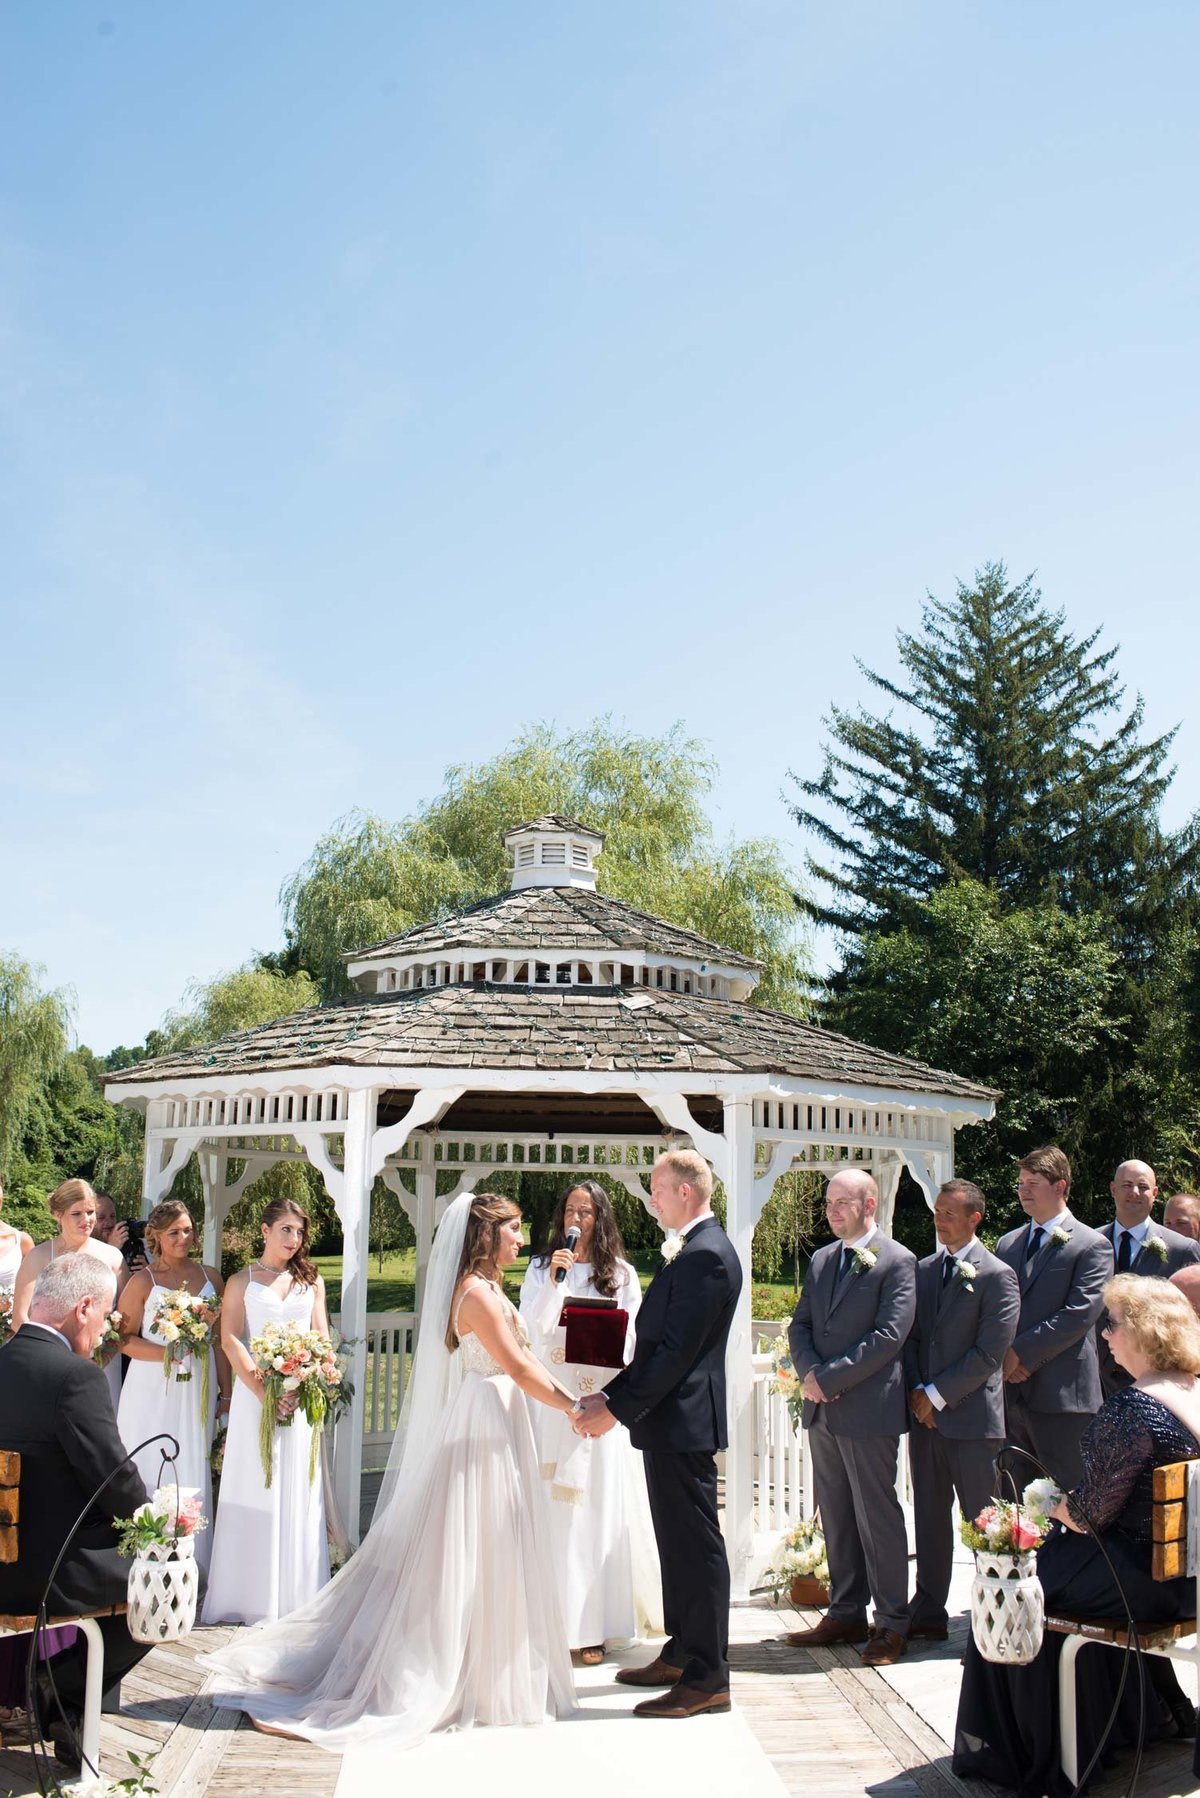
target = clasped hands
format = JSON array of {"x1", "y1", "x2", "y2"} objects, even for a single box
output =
[{"x1": 572, "y1": 1393, "x2": 617, "y2": 1437}]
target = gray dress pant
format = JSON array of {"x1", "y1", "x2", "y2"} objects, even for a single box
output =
[
  {"x1": 806, "y1": 1410, "x2": 909, "y2": 1637},
  {"x1": 908, "y1": 1426, "x2": 1003, "y2": 1629},
  {"x1": 1004, "y1": 1392, "x2": 1091, "y2": 1489}
]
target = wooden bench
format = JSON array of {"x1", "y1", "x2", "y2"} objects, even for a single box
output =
[
  {"x1": 0, "y1": 1448, "x2": 126, "y2": 1792},
  {"x1": 1046, "y1": 1456, "x2": 1199, "y2": 1787}
]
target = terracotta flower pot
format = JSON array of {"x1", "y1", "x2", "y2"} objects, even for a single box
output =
[{"x1": 788, "y1": 1573, "x2": 829, "y2": 1608}]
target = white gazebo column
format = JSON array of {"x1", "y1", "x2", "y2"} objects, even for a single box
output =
[
  {"x1": 413, "y1": 1161, "x2": 438, "y2": 1318},
  {"x1": 328, "y1": 1090, "x2": 374, "y2": 1542},
  {"x1": 720, "y1": 1096, "x2": 757, "y2": 1596},
  {"x1": 198, "y1": 1149, "x2": 227, "y2": 1266}
]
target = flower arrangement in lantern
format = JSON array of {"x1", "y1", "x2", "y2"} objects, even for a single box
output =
[
  {"x1": 116, "y1": 1485, "x2": 206, "y2": 1643},
  {"x1": 962, "y1": 1477, "x2": 1060, "y2": 1665}
]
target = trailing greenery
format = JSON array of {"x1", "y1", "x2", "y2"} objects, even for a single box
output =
[
  {"x1": 283, "y1": 718, "x2": 810, "y2": 1014},
  {"x1": 0, "y1": 952, "x2": 73, "y2": 1185}
]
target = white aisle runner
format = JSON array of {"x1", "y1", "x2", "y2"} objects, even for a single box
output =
[{"x1": 333, "y1": 1648, "x2": 788, "y2": 1798}]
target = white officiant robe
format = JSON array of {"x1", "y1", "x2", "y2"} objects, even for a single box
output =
[{"x1": 519, "y1": 1255, "x2": 662, "y2": 1647}]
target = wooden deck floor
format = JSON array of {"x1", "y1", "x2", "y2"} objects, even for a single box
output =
[{"x1": 1, "y1": 1599, "x2": 1196, "y2": 1797}]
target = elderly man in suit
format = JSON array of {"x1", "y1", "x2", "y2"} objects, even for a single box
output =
[
  {"x1": 1097, "y1": 1160, "x2": 1200, "y2": 1395},
  {"x1": 905, "y1": 1179, "x2": 1019, "y2": 1641},
  {"x1": 785, "y1": 1168, "x2": 917, "y2": 1667},
  {"x1": 995, "y1": 1146, "x2": 1112, "y2": 1489},
  {"x1": 0, "y1": 1253, "x2": 149, "y2": 1768}
]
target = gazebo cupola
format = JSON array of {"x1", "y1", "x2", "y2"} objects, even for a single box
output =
[{"x1": 503, "y1": 815, "x2": 603, "y2": 890}]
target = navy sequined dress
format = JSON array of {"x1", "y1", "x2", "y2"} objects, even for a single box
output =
[{"x1": 953, "y1": 1389, "x2": 1199, "y2": 1796}]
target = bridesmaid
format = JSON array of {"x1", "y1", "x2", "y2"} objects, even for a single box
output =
[
  {"x1": 117, "y1": 1199, "x2": 229, "y2": 1570},
  {"x1": 11, "y1": 1179, "x2": 127, "y2": 1411},
  {"x1": 202, "y1": 1197, "x2": 331, "y2": 1624},
  {"x1": 0, "y1": 1179, "x2": 33, "y2": 1329}
]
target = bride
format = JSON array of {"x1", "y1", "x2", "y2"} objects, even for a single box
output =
[{"x1": 205, "y1": 1191, "x2": 581, "y2": 1749}]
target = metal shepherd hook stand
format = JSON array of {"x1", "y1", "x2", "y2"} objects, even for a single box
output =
[
  {"x1": 24, "y1": 1431, "x2": 181, "y2": 1797},
  {"x1": 996, "y1": 1444, "x2": 1147, "y2": 1798}
]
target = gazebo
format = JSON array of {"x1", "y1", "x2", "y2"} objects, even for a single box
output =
[{"x1": 104, "y1": 816, "x2": 996, "y2": 1586}]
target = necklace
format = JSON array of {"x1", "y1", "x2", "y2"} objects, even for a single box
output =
[{"x1": 255, "y1": 1257, "x2": 292, "y2": 1276}]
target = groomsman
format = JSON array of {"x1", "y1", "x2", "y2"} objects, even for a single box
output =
[
  {"x1": 1164, "y1": 1193, "x2": 1200, "y2": 1242},
  {"x1": 786, "y1": 1169, "x2": 916, "y2": 1667},
  {"x1": 995, "y1": 1146, "x2": 1112, "y2": 1489},
  {"x1": 1097, "y1": 1160, "x2": 1200, "y2": 1394},
  {"x1": 905, "y1": 1180, "x2": 1019, "y2": 1640}
]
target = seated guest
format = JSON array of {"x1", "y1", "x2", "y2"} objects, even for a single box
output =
[
  {"x1": 1164, "y1": 1193, "x2": 1200, "y2": 1243},
  {"x1": 0, "y1": 1254, "x2": 150, "y2": 1764},
  {"x1": 953, "y1": 1275, "x2": 1200, "y2": 1796}
]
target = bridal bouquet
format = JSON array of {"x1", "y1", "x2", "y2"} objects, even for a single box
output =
[
  {"x1": 155, "y1": 1290, "x2": 221, "y2": 1418},
  {"x1": 249, "y1": 1320, "x2": 344, "y2": 1487},
  {"x1": 93, "y1": 1309, "x2": 123, "y2": 1364}
]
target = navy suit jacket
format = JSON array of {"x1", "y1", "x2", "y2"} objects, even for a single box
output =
[{"x1": 604, "y1": 1215, "x2": 741, "y2": 1453}]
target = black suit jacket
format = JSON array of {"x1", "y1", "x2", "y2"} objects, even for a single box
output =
[
  {"x1": 0, "y1": 1326, "x2": 147, "y2": 1615},
  {"x1": 604, "y1": 1215, "x2": 742, "y2": 1453}
]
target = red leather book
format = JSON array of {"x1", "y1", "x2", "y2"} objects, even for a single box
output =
[{"x1": 562, "y1": 1304, "x2": 628, "y2": 1368}]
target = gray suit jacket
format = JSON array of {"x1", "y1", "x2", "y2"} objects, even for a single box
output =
[
  {"x1": 903, "y1": 1243, "x2": 1020, "y2": 1439},
  {"x1": 994, "y1": 1210, "x2": 1113, "y2": 1415},
  {"x1": 1096, "y1": 1220, "x2": 1200, "y2": 1394},
  {"x1": 789, "y1": 1233, "x2": 917, "y2": 1437}
]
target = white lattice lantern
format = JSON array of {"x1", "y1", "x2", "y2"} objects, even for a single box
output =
[
  {"x1": 126, "y1": 1536, "x2": 199, "y2": 1643},
  {"x1": 970, "y1": 1549, "x2": 1044, "y2": 1664}
]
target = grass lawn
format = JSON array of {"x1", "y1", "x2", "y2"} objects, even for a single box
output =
[{"x1": 316, "y1": 1248, "x2": 800, "y2": 1321}]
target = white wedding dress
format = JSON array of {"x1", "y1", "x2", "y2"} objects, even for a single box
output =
[
  {"x1": 117, "y1": 1279, "x2": 217, "y2": 1572},
  {"x1": 205, "y1": 1198, "x2": 576, "y2": 1751},
  {"x1": 202, "y1": 1276, "x2": 329, "y2": 1623}
]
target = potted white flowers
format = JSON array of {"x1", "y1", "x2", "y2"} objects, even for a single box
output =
[
  {"x1": 116, "y1": 1485, "x2": 206, "y2": 1643},
  {"x1": 962, "y1": 1477, "x2": 1059, "y2": 1664},
  {"x1": 762, "y1": 1515, "x2": 830, "y2": 1609}
]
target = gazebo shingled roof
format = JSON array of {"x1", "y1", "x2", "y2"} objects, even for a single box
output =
[
  {"x1": 345, "y1": 883, "x2": 762, "y2": 972},
  {"x1": 107, "y1": 982, "x2": 996, "y2": 1099}
]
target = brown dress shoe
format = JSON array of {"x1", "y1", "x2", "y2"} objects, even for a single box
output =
[
  {"x1": 634, "y1": 1685, "x2": 732, "y2": 1719},
  {"x1": 615, "y1": 1657, "x2": 684, "y2": 1687},
  {"x1": 783, "y1": 1616, "x2": 869, "y2": 1648},
  {"x1": 860, "y1": 1628, "x2": 907, "y2": 1666}
]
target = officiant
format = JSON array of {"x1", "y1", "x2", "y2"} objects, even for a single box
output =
[{"x1": 520, "y1": 1180, "x2": 660, "y2": 1663}]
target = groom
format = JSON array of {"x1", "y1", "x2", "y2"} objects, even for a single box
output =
[{"x1": 575, "y1": 1148, "x2": 742, "y2": 1719}]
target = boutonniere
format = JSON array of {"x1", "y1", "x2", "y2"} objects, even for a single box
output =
[
  {"x1": 1049, "y1": 1225, "x2": 1070, "y2": 1247},
  {"x1": 851, "y1": 1245, "x2": 878, "y2": 1276},
  {"x1": 953, "y1": 1259, "x2": 977, "y2": 1287},
  {"x1": 661, "y1": 1234, "x2": 683, "y2": 1263},
  {"x1": 1144, "y1": 1235, "x2": 1168, "y2": 1263}
]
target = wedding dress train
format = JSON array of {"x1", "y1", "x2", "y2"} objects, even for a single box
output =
[{"x1": 205, "y1": 1199, "x2": 576, "y2": 1751}]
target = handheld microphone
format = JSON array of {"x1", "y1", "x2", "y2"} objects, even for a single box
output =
[{"x1": 555, "y1": 1226, "x2": 582, "y2": 1283}]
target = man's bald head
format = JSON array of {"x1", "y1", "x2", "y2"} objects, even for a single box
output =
[
  {"x1": 825, "y1": 1167, "x2": 878, "y2": 1242},
  {"x1": 1111, "y1": 1160, "x2": 1159, "y2": 1229},
  {"x1": 1164, "y1": 1194, "x2": 1200, "y2": 1242},
  {"x1": 1170, "y1": 1264, "x2": 1200, "y2": 1320}
]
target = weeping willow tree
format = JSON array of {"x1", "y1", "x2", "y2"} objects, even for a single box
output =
[
  {"x1": 0, "y1": 953, "x2": 73, "y2": 1185},
  {"x1": 281, "y1": 718, "x2": 811, "y2": 1015}
]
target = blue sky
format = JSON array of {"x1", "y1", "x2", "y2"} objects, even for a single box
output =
[{"x1": 2, "y1": 2, "x2": 1197, "y2": 1052}]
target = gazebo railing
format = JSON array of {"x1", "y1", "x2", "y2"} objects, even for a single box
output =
[{"x1": 331, "y1": 1310, "x2": 417, "y2": 1468}]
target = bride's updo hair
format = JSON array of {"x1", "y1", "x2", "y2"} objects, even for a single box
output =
[{"x1": 446, "y1": 1192, "x2": 521, "y2": 1349}]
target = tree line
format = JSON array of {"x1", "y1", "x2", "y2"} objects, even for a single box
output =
[{"x1": 4, "y1": 566, "x2": 1197, "y2": 1267}]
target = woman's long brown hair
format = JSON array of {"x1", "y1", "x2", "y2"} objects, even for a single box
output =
[
  {"x1": 445, "y1": 1192, "x2": 521, "y2": 1349},
  {"x1": 534, "y1": 1178, "x2": 626, "y2": 1299},
  {"x1": 259, "y1": 1196, "x2": 318, "y2": 1288}
]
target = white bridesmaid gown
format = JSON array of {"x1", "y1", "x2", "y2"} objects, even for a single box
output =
[
  {"x1": 205, "y1": 1285, "x2": 575, "y2": 1749},
  {"x1": 201, "y1": 1276, "x2": 329, "y2": 1624},
  {"x1": 117, "y1": 1280, "x2": 217, "y2": 1571}
]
